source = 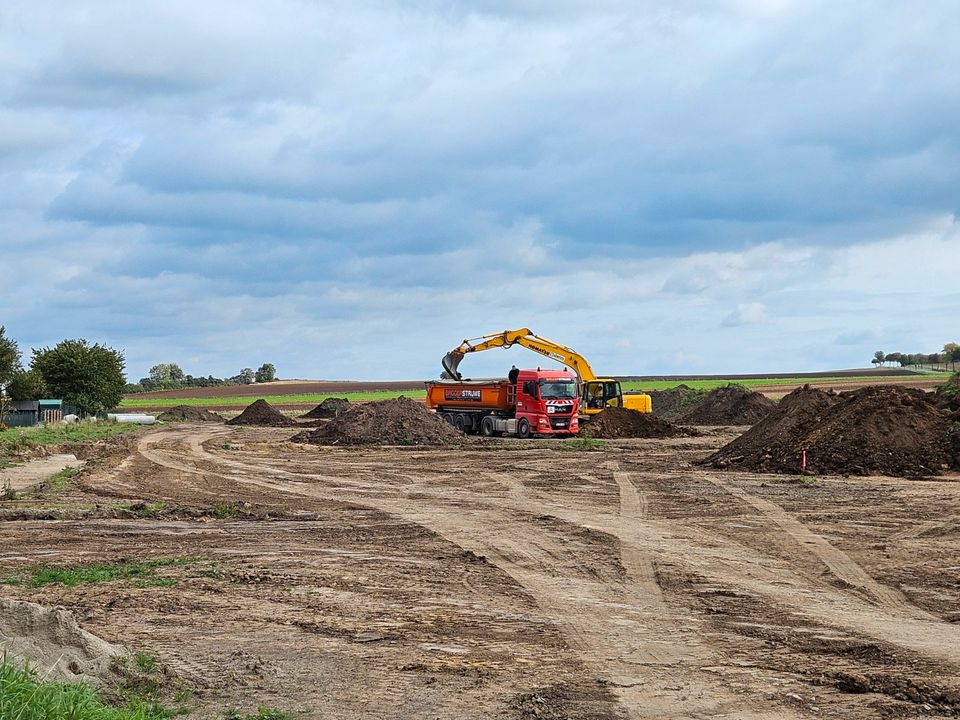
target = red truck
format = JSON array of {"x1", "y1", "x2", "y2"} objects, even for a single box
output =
[{"x1": 425, "y1": 368, "x2": 580, "y2": 438}]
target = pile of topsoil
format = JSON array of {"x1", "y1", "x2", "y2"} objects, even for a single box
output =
[
  {"x1": 157, "y1": 405, "x2": 224, "y2": 422},
  {"x1": 227, "y1": 399, "x2": 296, "y2": 427},
  {"x1": 677, "y1": 384, "x2": 775, "y2": 426},
  {"x1": 293, "y1": 396, "x2": 464, "y2": 446},
  {"x1": 645, "y1": 384, "x2": 704, "y2": 420},
  {"x1": 703, "y1": 385, "x2": 960, "y2": 477},
  {"x1": 300, "y1": 397, "x2": 350, "y2": 419},
  {"x1": 585, "y1": 407, "x2": 699, "y2": 439},
  {"x1": 643, "y1": 384, "x2": 774, "y2": 425}
]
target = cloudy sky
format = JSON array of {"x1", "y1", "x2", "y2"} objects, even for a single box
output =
[{"x1": 2, "y1": 1, "x2": 957, "y2": 381}]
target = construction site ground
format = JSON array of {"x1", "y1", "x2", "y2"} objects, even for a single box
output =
[{"x1": 2, "y1": 423, "x2": 960, "y2": 719}]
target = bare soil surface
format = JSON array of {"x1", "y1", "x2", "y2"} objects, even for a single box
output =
[
  {"x1": 0, "y1": 453, "x2": 81, "y2": 492},
  {"x1": 2, "y1": 424, "x2": 960, "y2": 718}
]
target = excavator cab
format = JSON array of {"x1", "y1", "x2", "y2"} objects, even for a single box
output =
[{"x1": 582, "y1": 380, "x2": 623, "y2": 414}]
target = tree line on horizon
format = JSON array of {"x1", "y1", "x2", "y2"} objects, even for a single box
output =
[
  {"x1": 871, "y1": 342, "x2": 960, "y2": 370},
  {"x1": 126, "y1": 362, "x2": 277, "y2": 393}
]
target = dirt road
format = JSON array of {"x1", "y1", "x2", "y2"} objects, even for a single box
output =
[{"x1": 2, "y1": 425, "x2": 959, "y2": 718}]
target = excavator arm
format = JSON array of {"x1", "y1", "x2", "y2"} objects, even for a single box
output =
[
  {"x1": 442, "y1": 328, "x2": 599, "y2": 382},
  {"x1": 441, "y1": 328, "x2": 652, "y2": 415}
]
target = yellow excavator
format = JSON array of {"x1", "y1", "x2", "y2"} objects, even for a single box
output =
[{"x1": 441, "y1": 328, "x2": 652, "y2": 417}]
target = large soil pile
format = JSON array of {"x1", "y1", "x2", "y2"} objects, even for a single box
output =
[
  {"x1": 300, "y1": 397, "x2": 350, "y2": 419},
  {"x1": 644, "y1": 384, "x2": 705, "y2": 420},
  {"x1": 677, "y1": 385, "x2": 775, "y2": 426},
  {"x1": 0, "y1": 598, "x2": 126, "y2": 686},
  {"x1": 157, "y1": 405, "x2": 224, "y2": 422},
  {"x1": 293, "y1": 396, "x2": 464, "y2": 446},
  {"x1": 704, "y1": 385, "x2": 958, "y2": 477},
  {"x1": 585, "y1": 407, "x2": 698, "y2": 439},
  {"x1": 227, "y1": 399, "x2": 296, "y2": 427}
]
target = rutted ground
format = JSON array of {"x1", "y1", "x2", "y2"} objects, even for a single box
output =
[{"x1": 1, "y1": 423, "x2": 959, "y2": 718}]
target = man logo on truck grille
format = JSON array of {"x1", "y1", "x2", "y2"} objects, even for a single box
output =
[{"x1": 444, "y1": 389, "x2": 482, "y2": 402}]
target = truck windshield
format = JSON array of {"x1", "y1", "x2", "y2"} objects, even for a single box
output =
[{"x1": 539, "y1": 380, "x2": 576, "y2": 399}]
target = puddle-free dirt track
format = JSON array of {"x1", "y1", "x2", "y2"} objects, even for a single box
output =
[{"x1": 3, "y1": 424, "x2": 960, "y2": 719}]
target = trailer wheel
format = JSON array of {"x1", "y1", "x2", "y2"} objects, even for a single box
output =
[
  {"x1": 480, "y1": 416, "x2": 496, "y2": 437},
  {"x1": 516, "y1": 417, "x2": 531, "y2": 439}
]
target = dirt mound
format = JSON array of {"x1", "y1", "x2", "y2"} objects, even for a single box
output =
[
  {"x1": 300, "y1": 397, "x2": 350, "y2": 419},
  {"x1": 677, "y1": 385, "x2": 775, "y2": 426},
  {"x1": 644, "y1": 384, "x2": 706, "y2": 420},
  {"x1": 227, "y1": 399, "x2": 296, "y2": 427},
  {"x1": 584, "y1": 407, "x2": 698, "y2": 439},
  {"x1": 157, "y1": 405, "x2": 224, "y2": 422},
  {"x1": 293, "y1": 396, "x2": 463, "y2": 446},
  {"x1": 704, "y1": 385, "x2": 958, "y2": 477},
  {"x1": 0, "y1": 598, "x2": 126, "y2": 686}
]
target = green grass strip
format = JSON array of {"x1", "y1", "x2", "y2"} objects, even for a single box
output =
[
  {"x1": 3, "y1": 557, "x2": 200, "y2": 588},
  {"x1": 0, "y1": 422, "x2": 138, "y2": 458},
  {"x1": 0, "y1": 659, "x2": 175, "y2": 720}
]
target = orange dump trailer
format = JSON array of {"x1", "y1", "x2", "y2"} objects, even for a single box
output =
[
  {"x1": 424, "y1": 379, "x2": 514, "y2": 412},
  {"x1": 425, "y1": 369, "x2": 580, "y2": 438}
]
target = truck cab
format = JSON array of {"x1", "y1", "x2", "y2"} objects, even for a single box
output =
[{"x1": 513, "y1": 369, "x2": 579, "y2": 437}]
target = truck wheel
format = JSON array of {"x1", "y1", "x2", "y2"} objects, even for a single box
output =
[
  {"x1": 440, "y1": 413, "x2": 454, "y2": 426},
  {"x1": 481, "y1": 416, "x2": 496, "y2": 437},
  {"x1": 516, "y1": 418, "x2": 531, "y2": 439}
]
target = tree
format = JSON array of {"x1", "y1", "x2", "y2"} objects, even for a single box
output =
[
  {"x1": 885, "y1": 352, "x2": 902, "y2": 367},
  {"x1": 255, "y1": 363, "x2": 276, "y2": 383},
  {"x1": 8, "y1": 370, "x2": 47, "y2": 401},
  {"x1": 0, "y1": 326, "x2": 21, "y2": 390},
  {"x1": 149, "y1": 363, "x2": 186, "y2": 386},
  {"x1": 32, "y1": 339, "x2": 126, "y2": 416},
  {"x1": 928, "y1": 353, "x2": 942, "y2": 370},
  {"x1": 872, "y1": 350, "x2": 885, "y2": 367},
  {"x1": 951, "y1": 347, "x2": 960, "y2": 372},
  {"x1": 238, "y1": 368, "x2": 255, "y2": 385}
]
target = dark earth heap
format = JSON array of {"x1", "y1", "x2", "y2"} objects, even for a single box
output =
[
  {"x1": 293, "y1": 396, "x2": 464, "y2": 446},
  {"x1": 677, "y1": 384, "x2": 775, "y2": 426},
  {"x1": 300, "y1": 397, "x2": 350, "y2": 419},
  {"x1": 585, "y1": 407, "x2": 699, "y2": 439},
  {"x1": 157, "y1": 405, "x2": 224, "y2": 422},
  {"x1": 703, "y1": 385, "x2": 959, "y2": 477},
  {"x1": 226, "y1": 399, "x2": 296, "y2": 427}
]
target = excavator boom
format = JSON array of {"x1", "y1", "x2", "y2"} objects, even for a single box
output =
[
  {"x1": 442, "y1": 328, "x2": 598, "y2": 382},
  {"x1": 440, "y1": 328, "x2": 652, "y2": 415}
]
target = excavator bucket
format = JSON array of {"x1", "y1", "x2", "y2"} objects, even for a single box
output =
[{"x1": 441, "y1": 351, "x2": 464, "y2": 379}]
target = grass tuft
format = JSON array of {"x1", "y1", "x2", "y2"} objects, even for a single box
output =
[
  {"x1": 561, "y1": 437, "x2": 605, "y2": 450},
  {"x1": 0, "y1": 658, "x2": 180, "y2": 720},
  {"x1": 212, "y1": 503, "x2": 238, "y2": 519},
  {"x1": 224, "y1": 708, "x2": 293, "y2": 720},
  {"x1": 2, "y1": 557, "x2": 201, "y2": 588}
]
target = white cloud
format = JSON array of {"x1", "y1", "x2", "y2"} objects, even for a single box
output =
[{"x1": 722, "y1": 302, "x2": 769, "y2": 327}]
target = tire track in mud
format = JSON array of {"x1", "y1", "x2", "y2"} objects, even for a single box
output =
[
  {"x1": 134, "y1": 429, "x2": 790, "y2": 719},
  {"x1": 141, "y1": 430, "x2": 960, "y2": 668},
  {"x1": 700, "y1": 473, "x2": 919, "y2": 613},
  {"x1": 122, "y1": 428, "x2": 960, "y2": 714}
]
